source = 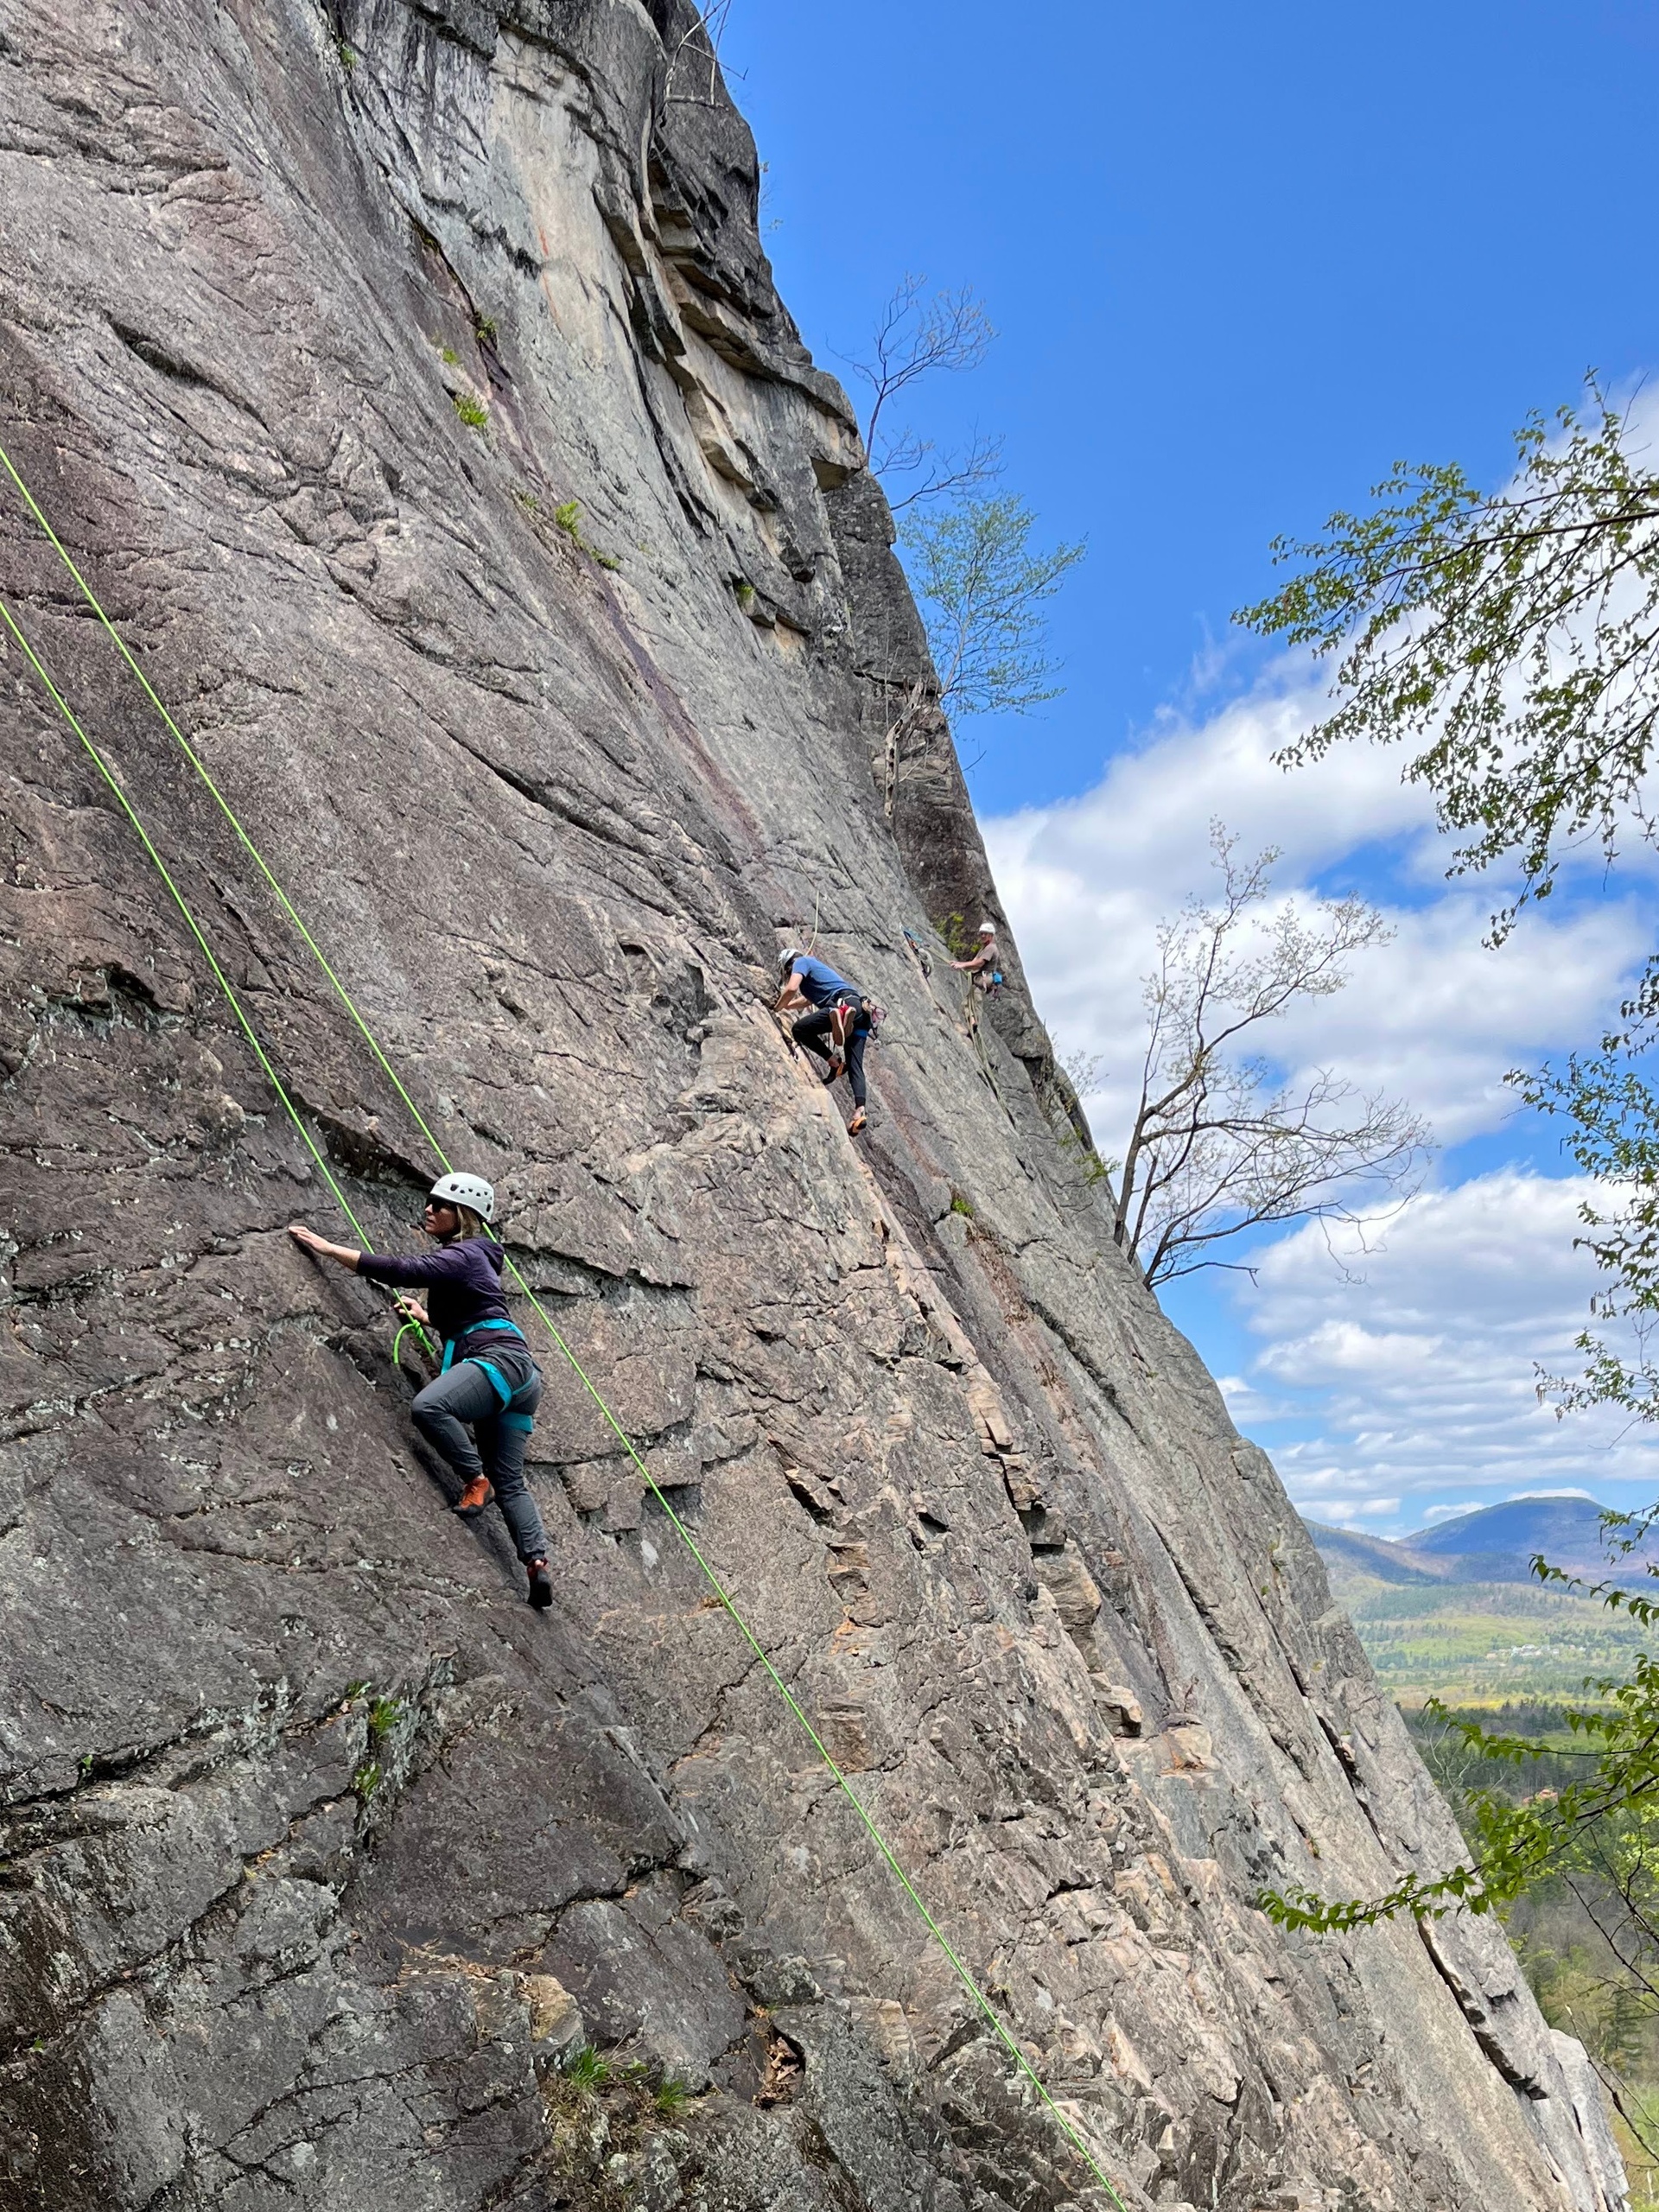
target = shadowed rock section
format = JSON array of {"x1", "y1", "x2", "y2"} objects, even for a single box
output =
[{"x1": 0, "y1": 3, "x2": 1629, "y2": 2207}]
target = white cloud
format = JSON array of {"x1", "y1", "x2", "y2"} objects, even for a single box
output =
[
  {"x1": 986, "y1": 683, "x2": 1651, "y2": 1151},
  {"x1": 989, "y1": 682, "x2": 1426, "y2": 892},
  {"x1": 986, "y1": 680, "x2": 1659, "y2": 1532},
  {"x1": 1239, "y1": 1172, "x2": 1659, "y2": 1516},
  {"x1": 1261, "y1": 892, "x2": 1644, "y2": 1143}
]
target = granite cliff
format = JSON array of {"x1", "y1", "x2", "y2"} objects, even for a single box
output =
[{"x1": 0, "y1": 5, "x2": 1630, "y2": 2208}]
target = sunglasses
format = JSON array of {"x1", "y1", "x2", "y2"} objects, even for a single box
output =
[{"x1": 423, "y1": 1199, "x2": 455, "y2": 1214}]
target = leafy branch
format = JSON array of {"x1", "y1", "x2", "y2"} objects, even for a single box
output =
[{"x1": 1239, "y1": 378, "x2": 1659, "y2": 938}]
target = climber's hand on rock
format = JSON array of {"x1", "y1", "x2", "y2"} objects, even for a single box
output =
[{"x1": 288, "y1": 1224, "x2": 361, "y2": 1270}]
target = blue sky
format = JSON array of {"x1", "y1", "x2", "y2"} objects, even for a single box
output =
[{"x1": 725, "y1": 1, "x2": 1659, "y2": 1536}]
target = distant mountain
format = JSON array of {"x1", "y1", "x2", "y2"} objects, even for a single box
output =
[
  {"x1": 1405, "y1": 1495, "x2": 1654, "y2": 1583},
  {"x1": 1306, "y1": 1494, "x2": 1659, "y2": 1590},
  {"x1": 1302, "y1": 1522, "x2": 1446, "y2": 1587}
]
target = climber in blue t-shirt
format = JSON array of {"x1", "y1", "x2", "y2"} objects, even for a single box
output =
[{"x1": 776, "y1": 946, "x2": 872, "y2": 1135}]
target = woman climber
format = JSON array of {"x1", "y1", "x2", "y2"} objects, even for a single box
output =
[
  {"x1": 776, "y1": 945, "x2": 872, "y2": 1135},
  {"x1": 288, "y1": 1173, "x2": 553, "y2": 1608}
]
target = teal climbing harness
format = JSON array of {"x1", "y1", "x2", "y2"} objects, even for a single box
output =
[
  {"x1": 437, "y1": 1317, "x2": 528, "y2": 1408},
  {"x1": 0, "y1": 440, "x2": 1129, "y2": 2212}
]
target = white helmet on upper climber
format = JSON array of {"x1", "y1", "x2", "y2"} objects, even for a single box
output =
[{"x1": 429, "y1": 1172, "x2": 495, "y2": 1222}]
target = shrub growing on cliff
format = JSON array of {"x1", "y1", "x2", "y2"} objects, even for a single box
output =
[{"x1": 900, "y1": 494, "x2": 1084, "y2": 719}]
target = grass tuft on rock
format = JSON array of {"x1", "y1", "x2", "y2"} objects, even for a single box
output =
[{"x1": 563, "y1": 2043, "x2": 611, "y2": 2095}]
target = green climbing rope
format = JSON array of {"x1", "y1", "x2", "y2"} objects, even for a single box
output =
[
  {"x1": 0, "y1": 443, "x2": 1128, "y2": 2212},
  {"x1": 0, "y1": 596, "x2": 437, "y2": 1360}
]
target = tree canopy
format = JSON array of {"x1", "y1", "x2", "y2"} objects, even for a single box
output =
[{"x1": 1241, "y1": 382, "x2": 1659, "y2": 931}]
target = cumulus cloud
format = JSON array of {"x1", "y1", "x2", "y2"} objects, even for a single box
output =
[
  {"x1": 1231, "y1": 1172, "x2": 1659, "y2": 1521},
  {"x1": 988, "y1": 680, "x2": 1425, "y2": 899},
  {"x1": 986, "y1": 671, "x2": 1659, "y2": 1531},
  {"x1": 985, "y1": 682, "x2": 1651, "y2": 1151}
]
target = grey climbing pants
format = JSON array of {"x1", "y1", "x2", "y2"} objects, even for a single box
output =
[{"x1": 411, "y1": 1339, "x2": 549, "y2": 1564}]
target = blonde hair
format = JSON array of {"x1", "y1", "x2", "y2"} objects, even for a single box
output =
[{"x1": 451, "y1": 1204, "x2": 492, "y2": 1241}]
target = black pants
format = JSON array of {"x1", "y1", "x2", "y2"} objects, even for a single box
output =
[{"x1": 794, "y1": 995, "x2": 870, "y2": 1107}]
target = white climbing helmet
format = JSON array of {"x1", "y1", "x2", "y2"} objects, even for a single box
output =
[
  {"x1": 778, "y1": 944, "x2": 804, "y2": 972},
  {"x1": 429, "y1": 1172, "x2": 495, "y2": 1223},
  {"x1": 977, "y1": 921, "x2": 996, "y2": 936}
]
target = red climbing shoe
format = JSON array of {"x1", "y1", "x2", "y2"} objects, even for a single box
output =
[
  {"x1": 527, "y1": 1558, "x2": 553, "y2": 1609},
  {"x1": 454, "y1": 1475, "x2": 493, "y2": 1521},
  {"x1": 830, "y1": 1000, "x2": 855, "y2": 1054}
]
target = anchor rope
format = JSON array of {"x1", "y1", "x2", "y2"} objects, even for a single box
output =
[{"x1": 0, "y1": 442, "x2": 1129, "y2": 2211}]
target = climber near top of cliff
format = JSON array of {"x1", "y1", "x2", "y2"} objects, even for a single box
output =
[
  {"x1": 288, "y1": 1175, "x2": 554, "y2": 1608},
  {"x1": 776, "y1": 946, "x2": 873, "y2": 1136}
]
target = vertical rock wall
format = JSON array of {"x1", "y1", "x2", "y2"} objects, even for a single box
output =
[{"x1": 0, "y1": 3, "x2": 1628, "y2": 2207}]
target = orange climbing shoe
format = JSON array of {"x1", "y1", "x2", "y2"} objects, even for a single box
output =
[
  {"x1": 454, "y1": 1475, "x2": 493, "y2": 1521},
  {"x1": 847, "y1": 1108, "x2": 868, "y2": 1136},
  {"x1": 527, "y1": 1558, "x2": 553, "y2": 1609}
]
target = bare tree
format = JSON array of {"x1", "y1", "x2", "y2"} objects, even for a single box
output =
[
  {"x1": 1103, "y1": 827, "x2": 1430, "y2": 1286},
  {"x1": 663, "y1": 1, "x2": 738, "y2": 108},
  {"x1": 842, "y1": 275, "x2": 1000, "y2": 507},
  {"x1": 880, "y1": 426, "x2": 1005, "y2": 515}
]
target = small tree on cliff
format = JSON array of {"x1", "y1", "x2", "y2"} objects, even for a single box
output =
[
  {"x1": 1103, "y1": 826, "x2": 1428, "y2": 1287},
  {"x1": 900, "y1": 493, "x2": 1084, "y2": 721},
  {"x1": 842, "y1": 276, "x2": 1084, "y2": 801}
]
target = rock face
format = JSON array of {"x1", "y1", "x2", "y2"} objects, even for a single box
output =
[{"x1": 0, "y1": 5, "x2": 1629, "y2": 2209}]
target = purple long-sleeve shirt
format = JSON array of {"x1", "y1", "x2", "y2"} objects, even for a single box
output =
[{"x1": 357, "y1": 1236, "x2": 515, "y2": 1358}]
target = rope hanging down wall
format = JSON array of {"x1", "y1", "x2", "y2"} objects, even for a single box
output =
[{"x1": 0, "y1": 439, "x2": 1131, "y2": 2212}]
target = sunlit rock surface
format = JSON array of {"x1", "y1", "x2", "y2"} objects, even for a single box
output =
[{"x1": 0, "y1": 4, "x2": 1629, "y2": 2206}]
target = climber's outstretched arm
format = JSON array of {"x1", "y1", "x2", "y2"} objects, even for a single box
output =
[{"x1": 288, "y1": 1224, "x2": 362, "y2": 1271}]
